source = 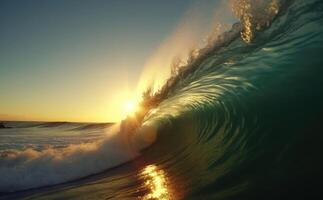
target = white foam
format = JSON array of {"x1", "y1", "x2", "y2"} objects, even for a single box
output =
[{"x1": 0, "y1": 124, "x2": 140, "y2": 192}]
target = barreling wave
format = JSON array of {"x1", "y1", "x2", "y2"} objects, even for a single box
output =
[
  {"x1": 1, "y1": 0, "x2": 323, "y2": 198},
  {"x1": 132, "y1": 0, "x2": 323, "y2": 199}
]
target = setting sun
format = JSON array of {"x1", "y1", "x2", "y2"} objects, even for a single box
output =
[{"x1": 124, "y1": 100, "x2": 137, "y2": 116}]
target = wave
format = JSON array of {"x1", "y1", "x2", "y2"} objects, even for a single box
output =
[
  {"x1": 38, "y1": 122, "x2": 70, "y2": 128},
  {"x1": 1, "y1": 0, "x2": 323, "y2": 198},
  {"x1": 70, "y1": 123, "x2": 113, "y2": 131},
  {"x1": 136, "y1": 0, "x2": 285, "y2": 117},
  {"x1": 0, "y1": 124, "x2": 141, "y2": 192},
  {"x1": 134, "y1": 0, "x2": 323, "y2": 198}
]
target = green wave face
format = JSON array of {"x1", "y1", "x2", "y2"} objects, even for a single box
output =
[{"x1": 138, "y1": 0, "x2": 323, "y2": 199}]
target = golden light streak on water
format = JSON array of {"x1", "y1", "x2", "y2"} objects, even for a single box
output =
[{"x1": 141, "y1": 165, "x2": 171, "y2": 200}]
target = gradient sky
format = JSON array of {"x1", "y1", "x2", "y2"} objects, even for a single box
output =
[{"x1": 0, "y1": 0, "x2": 227, "y2": 122}]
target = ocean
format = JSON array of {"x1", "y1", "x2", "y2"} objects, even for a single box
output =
[{"x1": 1, "y1": 0, "x2": 323, "y2": 199}]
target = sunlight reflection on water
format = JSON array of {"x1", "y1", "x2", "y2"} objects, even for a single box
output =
[{"x1": 141, "y1": 165, "x2": 171, "y2": 200}]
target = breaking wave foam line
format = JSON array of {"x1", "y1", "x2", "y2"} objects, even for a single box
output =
[{"x1": 0, "y1": 124, "x2": 141, "y2": 192}]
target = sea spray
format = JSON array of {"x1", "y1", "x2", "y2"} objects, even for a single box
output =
[{"x1": 0, "y1": 124, "x2": 139, "y2": 192}]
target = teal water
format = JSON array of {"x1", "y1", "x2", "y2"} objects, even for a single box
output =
[{"x1": 1, "y1": 0, "x2": 323, "y2": 199}]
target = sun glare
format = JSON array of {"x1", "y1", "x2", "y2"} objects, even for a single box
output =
[{"x1": 124, "y1": 100, "x2": 137, "y2": 116}]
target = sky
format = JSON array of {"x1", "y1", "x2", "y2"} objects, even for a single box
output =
[{"x1": 0, "y1": 0, "x2": 232, "y2": 122}]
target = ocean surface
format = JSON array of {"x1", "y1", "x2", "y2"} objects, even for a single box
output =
[{"x1": 1, "y1": 0, "x2": 323, "y2": 199}]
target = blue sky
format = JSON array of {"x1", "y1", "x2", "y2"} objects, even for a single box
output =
[{"x1": 0, "y1": 0, "x2": 229, "y2": 122}]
